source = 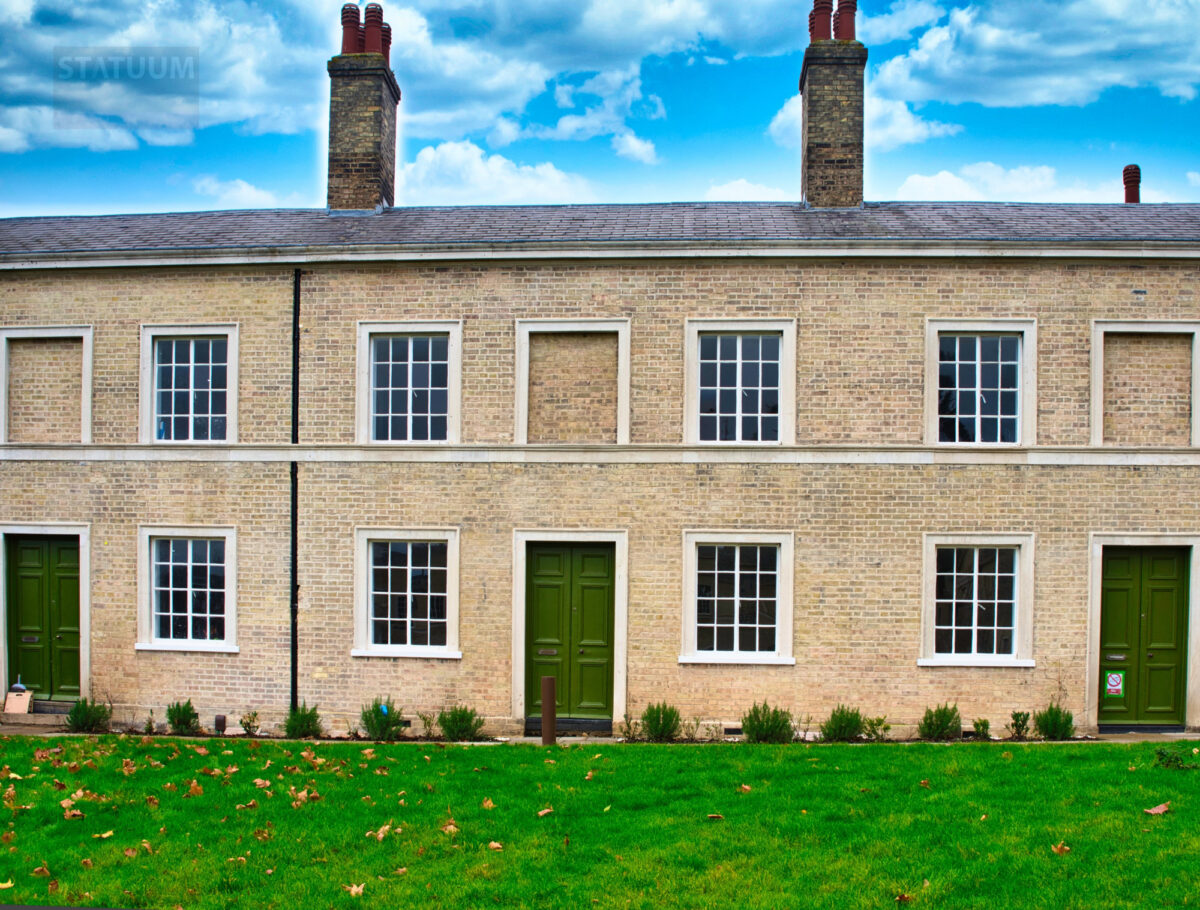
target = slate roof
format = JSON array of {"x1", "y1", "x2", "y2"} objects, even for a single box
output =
[{"x1": 2, "y1": 201, "x2": 1200, "y2": 260}]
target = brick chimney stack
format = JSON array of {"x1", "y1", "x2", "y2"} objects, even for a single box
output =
[
  {"x1": 327, "y1": 3, "x2": 401, "y2": 210},
  {"x1": 799, "y1": 0, "x2": 867, "y2": 208}
]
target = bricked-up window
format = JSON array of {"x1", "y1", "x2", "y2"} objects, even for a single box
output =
[
  {"x1": 698, "y1": 333, "x2": 781, "y2": 442},
  {"x1": 934, "y1": 546, "x2": 1016, "y2": 656},
  {"x1": 937, "y1": 334, "x2": 1020, "y2": 444},
  {"x1": 680, "y1": 531, "x2": 794, "y2": 665},
  {"x1": 154, "y1": 337, "x2": 228, "y2": 441},
  {"x1": 369, "y1": 540, "x2": 448, "y2": 647},
  {"x1": 371, "y1": 335, "x2": 449, "y2": 442},
  {"x1": 696, "y1": 543, "x2": 778, "y2": 653},
  {"x1": 152, "y1": 537, "x2": 227, "y2": 643}
]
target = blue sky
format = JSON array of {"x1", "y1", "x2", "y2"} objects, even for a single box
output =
[{"x1": 0, "y1": 0, "x2": 1198, "y2": 215}]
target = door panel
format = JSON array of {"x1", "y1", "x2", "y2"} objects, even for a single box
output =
[
  {"x1": 1099, "y1": 547, "x2": 1188, "y2": 725},
  {"x1": 526, "y1": 543, "x2": 614, "y2": 720},
  {"x1": 5, "y1": 536, "x2": 80, "y2": 700}
]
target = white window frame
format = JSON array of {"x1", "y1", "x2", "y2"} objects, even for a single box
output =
[
  {"x1": 136, "y1": 525, "x2": 238, "y2": 654},
  {"x1": 925, "y1": 319, "x2": 1037, "y2": 447},
  {"x1": 0, "y1": 326, "x2": 94, "y2": 444},
  {"x1": 1089, "y1": 321, "x2": 1200, "y2": 447},
  {"x1": 515, "y1": 319, "x2": 631, "y2": 445},
  {"x1": 139, "y1": 324, "x2": 239, "y2": 444},
  {"x1": 679, "y1": 530, "x2": 795, "y2": 666},
  {"x1": 685, "y1": 319, "x2": 796, "y2": 445},
  {"x1": 352, "y1": 527, "x2": 462, "y2": 659},
  {"x1": 919, "y1": 532, "x2": 1035, "y2": 667},
  {"x1": 356, "y1": 321, "x2": 462, "y2": 445}
]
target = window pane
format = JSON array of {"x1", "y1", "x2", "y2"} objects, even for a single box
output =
[{"x1": 934, "y1": 545, "x2": 1018, "y2": 660}]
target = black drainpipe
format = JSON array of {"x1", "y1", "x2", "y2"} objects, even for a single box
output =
[{"x1": 289, "y1": 268, "x2": 301, "y2": 711}]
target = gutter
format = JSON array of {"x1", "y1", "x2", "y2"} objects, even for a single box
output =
[{"x1": 1, "y1": 239, "x2": 1200, "y2": 270}]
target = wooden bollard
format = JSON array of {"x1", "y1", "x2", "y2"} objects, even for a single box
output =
[{"x1": 541, "y1": 675, "x2": 556, "y2": 746}]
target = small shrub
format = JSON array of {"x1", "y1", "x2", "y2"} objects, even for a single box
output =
[
  {"x1": 166, "y1": 700, "x2": 200, "y2": 736},
  {"x1": 741, "y1": 701, "x2": 794, "y2": 744},
  {"x1": 641, "y1": 702, "x2": 682, "y2": 743},
  {"x1": 66, "y1": 698, "x2": 111, "y2": 734},
  {"x1": 820, "y1": 704, "x2": 865, "y2": 743},
  {"x1": 617, "y1": 713, "x2": 641, "y2": 741},
  {"x1": 1033, "y1": 701, "x2": 1075, "y2": 740},
  {"x1": 972, "y1": 718, "x2": 991, "y2": 741},
  {"x1": 285, "y1": 701, "x2": 322, "y2": 739},
  {"x1": 360, "y1": 697, "x2": 405, "y2": 741},
  {"x1": 1006, "y1": 710, "x2": 1031, "y2": 741},
  {"x1": 438, "y1": 705, "x2": 486, "y2": 742},
  {"x1": 417, "y1": 711, "x2": 438, "y2": 739},
  {"x1": 863, "y1": 716, "x2": 891, "y2": 743},
  {"x1": 239, "y1": 710, "x2": 260, "y2": 736},
  {"x1": 1154, "y1": 746, "x2": 1200, "y2": 770},
  {"x1": 143, "y1": 712, "x2": 156, "y2": 736},
  {"x1": 679, "y1": 717, "x2": 702, "y2": 742},
  {"x1": 917, "y1": 702, "x2": 961, "y2": 741}
]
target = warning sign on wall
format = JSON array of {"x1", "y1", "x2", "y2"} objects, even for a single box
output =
[{"x1": 1105, "y1": 671, "x2": 1125, "y2": 697}]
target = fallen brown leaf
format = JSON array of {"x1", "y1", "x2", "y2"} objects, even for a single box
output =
[
  {"x1": 488, "y1": 841, "x2": 503, "y2": 851},
  {"x1": 123, "y1": 848, "x2": 137, "y2": 858},
  {"x1": 81, "y1": 859, "x2": 93, "y2": 869},
  {"x1": 707, "y1": 814, "x2": 724, "y2": 821},
  {"x1": 32, "y1": 865, "x2": 50, "y2": 877},
  {"x1": 545, "y1": 759, "x2": 556, "y2": 765},
  {"x1": 63, "y1": 809, "x2": 84, "y2": 820},
  {"x1": 1144, "y1": 802, "x2": 1171, "y2": 816},
  {"x1": 48, "y1": 879, "x2": 59, "y2": 893},
  {"x1": 236, "y1": 800, "x2": 258, "y2": 811},
  {"x1": 538, "y1": 807, "x2": 554, "y2": 818},
  {"x1": 52, "y1": 780, "x2": 65, "y2": 791},
  {"x1": 146, "y1": 795, "x2": 159, "y2": 808},
  {"x1": 919, "y1": 780, "x2": 931, "y2": 789},
  {"x1": 739, "y1": 784, "x2": 752, "y2": 793},
  {"x1": 254, "y1": 779, "x2": 271, "y2": 789},
  {"x1": 193, "y1": 746, "x2": 209, "y2": 756},
  {"x1": 185, "y1": 780, "x2": 203, "y2": 798},
  {"x1": 393, "y1": 867, "x2": 407, "y2": 876},
  {"x1": 162, "y1": 783, "x2": 177, "y2": 792},
  {"x1": 441, "y1": 819, "x2": 459, "y2": 835},
  {"x1": 93, "y1": 831, "x2": 114, "y2": 839},
  {"x1": 896, "y1": 895, "x2": 912, "y2": 904},
  {"x1": 482, "y1": 798, "x2": 495, "y2": 810},
  {"x1": 0, "y1": 833, "x2": 11, "y2": 844},
  {"x1": 122, "y1": 759, "x2": 137, "y2": 776},
  {"x1": 0, "y1": 881, "x2": 12, "y2": 890},
  {"x1": 1051, "y1": 841, "x2": 1071, "y2": 856},
  {"x1": 343, "y1": 883, "x2": 364, "y2": 896},
  {"x1": 585, "y1": 770, "x2": 594, "y2": 781}
]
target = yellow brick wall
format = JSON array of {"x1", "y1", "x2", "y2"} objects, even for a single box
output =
[
  {"x1": 0, "y1": 268, "x2": 293, "y2": 445},
  {"x1": 0, "y1": 461, "x2": 291, "y2": 730},
  {"x1": 527, "y1": 332, "x2": 618, "y2": 443},
  {"x1": 1103, "y1": 333, "x2": 1192, "y2": 446},
  {"x1": 6, "y1": 338, "x2": 83, "y2": 443},
  {"x1": 296, "y1": 259, "x2": 1200, "y2": 447}
]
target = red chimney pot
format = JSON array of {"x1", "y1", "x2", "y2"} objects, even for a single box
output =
[
  {"x1": 834, "y1": 0, "x2": 857, "y2": 40},
  {"x1": 381, "y1": 23, "x2": 392, "y2": 64},
  {"x1": 812, "y1": 0, "x2": 833, "y2": 40},
  {"x1": 364, "y1": 4, "x2": 384, "y2": 55},
  {"x1": 808, "y1": 10, "x2": 816, "y2": 41},
  {"x1": 340, "y1": 4, "x2": 360, "y2": 55},
  {"x1": 1123, "y1": 164, "x2": 1141, "y2": 203}
]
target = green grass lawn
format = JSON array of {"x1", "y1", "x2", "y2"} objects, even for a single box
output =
[{"x1": 1, "y1": 735, "x2": 1198, "y2": 909}]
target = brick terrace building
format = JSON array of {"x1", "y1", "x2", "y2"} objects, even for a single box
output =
[{"x1": 2, "y1": 1, "x2": 1200, "y2": 736}]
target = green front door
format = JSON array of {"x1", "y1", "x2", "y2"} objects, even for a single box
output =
[
  {"x1": 1099, "y1": 547, "x2": 1189, "y2": 726},
  {"x1": 525, "y1": 544, "x2": 615, "y2": 720},
  {"x1": 5, "y1": 536, "x2": 81, "y2": 701}
]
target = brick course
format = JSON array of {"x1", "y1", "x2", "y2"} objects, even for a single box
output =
[
  {"x1": 1103, "y1": 332, "x2": 1192, "y2": 446},
  {"x1": 7, "y1": 337, "x2": 82, "y2": 443},
  {"x1": 527, "y1": 332, "x2": 619, "y2": 443}
]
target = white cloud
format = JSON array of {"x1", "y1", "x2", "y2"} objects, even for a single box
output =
[
  {"x1": 0, "y1": 0, "x2": 33, "y2": 25},
  {"x1": 703, "y1": 56, "x2": 729, "y2": 65},
  {"x1": 866, "y1": 90, "x2": 961, "y2": 151},
  {"x1": 704, "y1": 178, "x2": 791, "y2": 200},
  {"x1": 1188, "y1": 171, "x2": 1200, "y2": 187},
  {"x1": 894, "y1": 161, "x2": 1177, "y2": 202},
  {"x1": 874, "y1": 1, "x2": 1200, "y2": 108},
  {"x1": 612, "y1": 131, "x2": 658, "y2": 164},
  {"x1": 398, "y1": 140, "x2": 595, "y2": 205},
  {"x1": 859, "y1": 0, "x2": 944, "y2": 45},
  {"x1": 193, "y1": 175, "x2": 280, "y2": 208},
  {"x1": 0, "y1": 104, "x2": 138, "y2": 152},
  {"x1": 554, "y1": 84, "x2": 576, "y2": 108},
  {"x1": 768, "y1": 87, "x2": 960, "y2": 152}
]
